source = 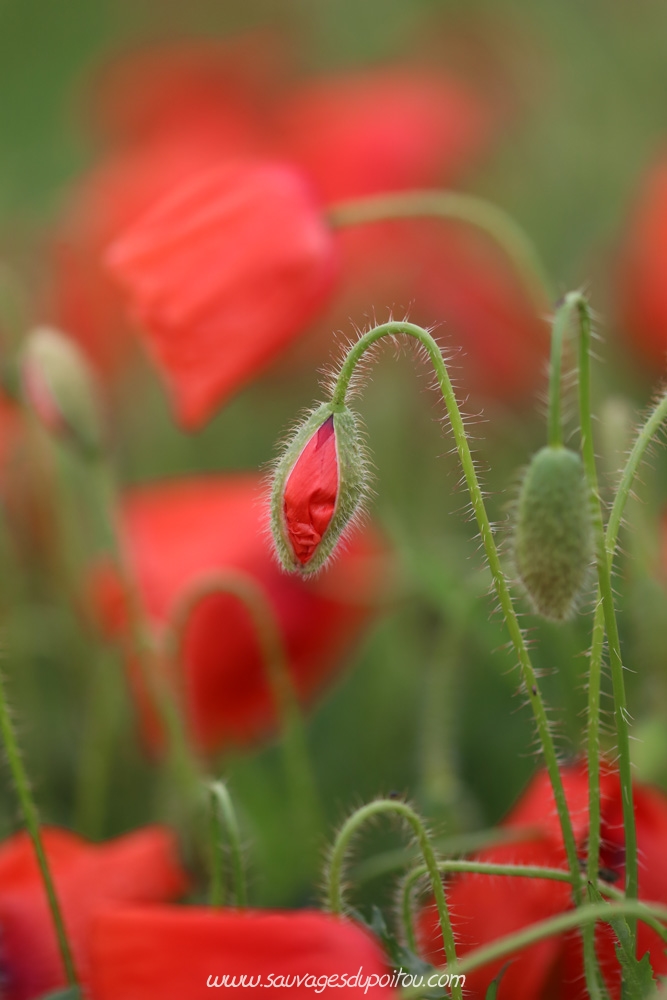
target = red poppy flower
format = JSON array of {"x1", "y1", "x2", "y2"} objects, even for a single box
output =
[
  {"x1": 618, "y1": 156, "x2": 667, "y2": 372},
  {"x1": 87, "y1": 37, "x2": 276, "y2": 152},
  {"x1": 277, "y1": 69, "x2": 492, "y2": 204},
  {"x1": 0, "y1": 825, "x2": 188, "y2": 1000},
  {"x1": 89, "y1": 906, "x2": 394, "y2": 998},
  {"x1": 417, "y1": 761, "x2": 667, "y2": 999},
  {"x1": 105, "y1": 161, "x2": 338, "y2": 428},
  {"x1": 49, "y1": 131, "x2": 251, "y2": 375},
  {"x1": 94, "y1": 474, "x2": 389, "y2": 753}
]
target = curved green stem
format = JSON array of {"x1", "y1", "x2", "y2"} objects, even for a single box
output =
[
  {"x1": 326, "y1": 798, "x2": 461, "y2": 1000},
  {"x1": 331, "y1": 322, "x2": 583, "y2": 916},
  {"x1": 400, "y1": 860, "x2": 626, "y2": 955},
  {"x1": 0, "y1": 667, "x2": 78, "y2": 986},
  {"x1": 208, "y1": 780, "x2": 247, "y2": 908},
  {"x1": 570, "y1": 294, "x2": 637, "y2": 955},
  {"x1": 402, "y1": 900, "x2": 667, "y2": 997},
  {"x1": 167, "y1": 572, "x2": 324, "y2": 850},
  {"x1": 89, "y1": 459, "x2": 204, "y2": 815},
  {"x1": 584, "y1": 389, "x2": 667, "y2": 963},
  {"x1": 328, "y1": 190, "x2": 553, "y2": 309}
]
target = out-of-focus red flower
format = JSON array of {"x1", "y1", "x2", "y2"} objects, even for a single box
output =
[
  {"x1": 0, "y1": 826, "x2": 188, "y2": 1000},
  {"x1": 50, "y1": 132, "x2": 249, "y2": 375},
  {"x1": 413, "y1": 223, "x2": 548, "y2": 402},
  {"x1": 89, "y1": 906, "x2": 394, "y2": 998},
  {"x1": 618, "y1": 157, "x2": 667, "y2": 372},
  {"x1": 418, "y1": 762, "x2": 667, "y2": 999},
  {"x1": 105, "y1": 161, "x2": 338, "y2": 428},
  {"x1": 95, "y1": 474, "x2": 389, "y2": 753},
  {"x1": 88, "y1": 37, "x2": 277, "y2": 152},
  {"x1": 277, "y1": 69, "x2": 492, "y2": 204}
]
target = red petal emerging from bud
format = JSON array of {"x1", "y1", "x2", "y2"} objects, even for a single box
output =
[{"x1": 283, "y1": 415, "x2": 338, "y2": 565}]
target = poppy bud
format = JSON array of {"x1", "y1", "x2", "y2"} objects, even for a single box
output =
[
  {"x1": 513, "y1": 446, "x2": 593, "y2": 621},
  {"x1": 270, "y1": 401, "x2": 368, "y2": 574},
  {"x1": 21, "y1": 326, "x2": 103, "y2": 458}
]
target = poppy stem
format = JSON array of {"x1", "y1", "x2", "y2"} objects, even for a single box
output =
[
  {"x1": 400, "y1": 900, "x2": 667, "y2": 998},
  {"x1": 570, "y1": 293, "x2": 638, "y2": 953},
  {"x1": 399, "y1": 860, "x2": 626, "y2": 956},
  {"x1": 586, "y1": 384, "x2": 667, "y2": 931},
  {"x1": 331, "y1": 322, "x2": 584, "y2": 912},
  {"x1": 547, "y1": 297, "x2": 571, "y2": 448},
  {"x1": 208, "y1": 780, "x2": 247, "y2": 908},
  {"x1": 0, "y1": 663, "x2": 79, "y2": 987},
  {"x1": 327, "y1": 189, "x2": 553, "y2": 310},
  {"x1": 167, "y1": 573, "x2": 325, "y2": 866},
  {"x1": 326, "y1": 797, "x2": 462, "y2": 1000},
  {"x1": 89, "y1": 458, "x2": 205, "y2": 825}
]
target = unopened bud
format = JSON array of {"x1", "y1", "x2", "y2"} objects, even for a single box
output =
[
  {"x1": 21, "y1": 327, "x2": 103, "y2": 458},
  {"x1": 270, "y1": 401, "x2": 368, "y2": 574},
  {"x1": 514, "y1": 446, "x2": 593, "y2": 621}
]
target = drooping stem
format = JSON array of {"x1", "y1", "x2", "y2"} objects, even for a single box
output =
[
  {"x1": 331, "y1": 322, "x2": 583, "y2": 914},
  {"x1": 400, "y1": 860, "x2": 626, "y2": 955},
  {"x1": 88, "y1": 458, "x2": 203, "y2": 815},
  {"x1": 571, "y1": 293, "x2": 638, "y2": 951},
  {"x1": 401, "y1": 900, "x2": 667, "y2": 998},
  {"x1": 208, "y1": 780, "x2": 247, "y2": 908},
  {"x1": 167, "y1": 572, "x2": 324, "y2": 853},
  {"x1": 326, "y1": 798, "x2": 462, "y2": 1000},
  {"x1": 328, "y1": 190, "x2": 553, "y2": 309},
  {"x1": 0, "y1": 664, "x2": 78, "y2": 987}
]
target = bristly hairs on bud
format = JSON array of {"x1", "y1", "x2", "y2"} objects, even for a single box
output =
[{"x1": 268, "y1": 398, "x2": 372, "y2": 575}]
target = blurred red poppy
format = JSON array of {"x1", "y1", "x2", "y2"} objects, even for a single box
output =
[
  {"x1": 89, "y1": 906, "x2": 394, "y2": 998},
  {"x1": 0, "y1": 825, "x2": 188, "y2": 1000},
  {"x1": 418, "y1": 761, "x2": 667, "y2": 999},
  {"x1": 618, "y1": 156, "x2": 667, "y2": 372},
  {"x1": 105, "y1": 161, "x2": 338, "y2": 428},
  {"x1": 277, "y1": 68, "x2": 492, "y2": 204},
  {"x1": 94, "y1": 474, "x2": 389, "y2": 753}
]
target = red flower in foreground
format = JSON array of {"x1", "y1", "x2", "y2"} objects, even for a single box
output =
[
  {"x1": 618, "y1": 156, "x2": 667, "y2": 372},
  {"x1": 105, "y1": 161, "x2": 337, "y2": 427},
  {"x1": 418, "y1": 762, "x2": 667, "y2": 999},
  {"x1": 0, "y1": 826, "x2": 188, "y2": 1000},
  {"x1": 95, "y1": 474, "x2": 389, "y2": 752},
  {"x1": 89, "y1": 906, "x2": 394, "y2": 998},
  {"x1": 284, "y1": 414, "x2": 338, "y2": 566}
]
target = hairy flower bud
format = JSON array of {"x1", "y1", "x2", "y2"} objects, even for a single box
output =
[
  {"x1": 21, "y1": 326, "x2": 103, "y2": 458},
  {"x1": 513, "y1": 446, "x2": 592, "y2": 621},
  {"x1": 270, "y1": 401, "x2": 367, "y2": 574}
]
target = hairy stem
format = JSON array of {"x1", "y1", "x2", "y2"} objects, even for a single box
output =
[
  {"x1": 208, "y1": 780, "x2": 247, "y2": 908},
  {"x1": 326, "y1": 798, "x2": 461, "y2": 1000}
]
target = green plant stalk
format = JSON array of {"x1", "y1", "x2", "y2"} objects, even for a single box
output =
[
  {"x1": 547, "y1": 299, "x2": 572, "y2": 448},
  {"x1": 571, "y1": 295, "x2": 638, "y2": 954},
  {"x1": 586, "y1": 385, "x2": 667, "y2": 907},
  {"x1": 89, "y1": 458, "x2": 203, "y2": 814},
  {"x1": 208, "y1": 781, "x2": 247, "y2": 908},
  {"x1": 326, "y1": 798, "x2": 462, "y2": 1000},
  {"x1": 74, "y1": 646, "x2": 123, "y2": 839},
  {"x1": 400, "y1": 860, "x2": 626, "y2": 954},
  {"x1": 328, "y1": 190, "x2": 553, "y2": 308},
  {"x1": 167, "y1": 573, "x2": 324, "y2": 854},
  {"x1": 331, "y1": 323, "x2": 584, "y2": 914},
  {"x1": 402, "y1": 900, "x2": 667, "y2": 998},
  {"x1": 0, "y1": 669, "x2": 78, "y2": 986}
]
